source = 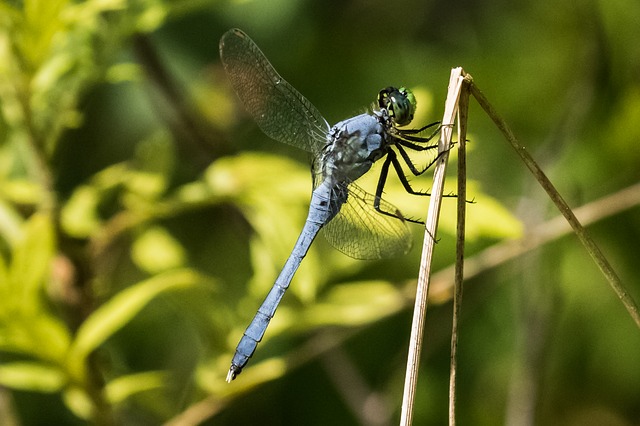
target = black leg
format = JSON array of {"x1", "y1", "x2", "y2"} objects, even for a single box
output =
[
  {"x1": 397, "y1": 143, "x2": 454, "y2": 176},
  {"x1": 371, "y1": 144, "x2": 463, "y2": 226},
  {"x1": 389, "y1": 151, "x2": 431, "y2": 196},
  {"x1": 397, "y1": 134, "x2": 437, "y2": 143},
  {"x1": 396, "y1": 138, "x2": 439, "y2": 151},
  {"x1": 372, "y1": 154, "x2": 423, "y2": 224},
  {"x1": 391, "y1": 147, "x2": 460, "y2": 200},
  {"x1": 398, "y1": 121, "x2": 441, "y2": 135}
]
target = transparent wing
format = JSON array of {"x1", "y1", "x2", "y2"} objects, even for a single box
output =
[
  {"x1": 219, "y1": 29, "x2": 330, "y2": 153},
  {"x1": 322, "y1": 182, "x2": 412, "y2": 260}
]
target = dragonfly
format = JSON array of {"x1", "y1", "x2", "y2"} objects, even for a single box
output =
[{"x1": 220, "y1": 28, "x2": 442, "y2": 382}]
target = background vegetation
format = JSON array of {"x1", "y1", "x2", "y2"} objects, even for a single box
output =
[{"x1": 0, "y1": 0, "x2": 639, "y2": 425}]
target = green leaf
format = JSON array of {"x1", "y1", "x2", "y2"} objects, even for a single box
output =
[
  {"x1": 131, "y1": 226, "x2": 186, "y2": 274},
  {"x1": 62, "y1": 386, "x2": 93, "y2": 421},
  {"x1": 67, "y1": 269, "x2": 202, "y2": 380},
  {"x1": 0, "y1": 179, "x2": 44, "y2": 206},
  {"x1": 302, "y1": 280, "x2": 406, "y2": 329},
  {"x1": 105, "y1": 62, "x2": 142, "y2": 83},
  {"x1": 0, "y1": 361, "x2": 66, "y2": 393},
  {"x1": 206, "y1": 153, "x2": 319, "y2": 302},
  {"x1": 0, "y1": 252, "x2": 8, "y2": 305},
  {"x1": 0, "y1": 313, "x2": 71, "y2": 364},
  {"x1": 0, "y1": 212, "x2": 72, "y2": 362},
  {"x1": 60, "y1": 184, "x2": 103, "y2": 238},
  {"x1": 105, "y1": 371, "x2": 167, "y2": 405},
  {"x1": 438, "y1": 181, "x2": 524, "y2": 241},
  {"x1": 7, "y1": 212, "x2": 55, "y2": 311},
  {"x1": 0, "y1": 198, "x2": 24, "y2": 248}
]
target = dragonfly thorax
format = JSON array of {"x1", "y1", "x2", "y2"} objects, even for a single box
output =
[{"x1": 323, "y1": 113, "x2": 391, "y2": 184}]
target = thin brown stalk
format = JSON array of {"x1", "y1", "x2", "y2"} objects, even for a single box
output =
[
  {"x1": 400, "y1": 67, "x2": 465, "y2": 426},
  {"x1": 449, "y1": 75, "x2": 471, "y2": 426},
  {"x1": 469, "y1": 83, "x2": 640, "y2": 328}
]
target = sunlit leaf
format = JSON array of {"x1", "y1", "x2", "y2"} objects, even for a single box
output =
[
  {"x1": 131, "y1": 226, "x2": 186, "y2": 273},
  {"x1": 62, "y1": 386, "x2": 93, "y2": 420},
  {"x1": 197, "y1": 356, "x2": 286, "y2": 396},
  {"x1": 205, "y1": 152, "x2": 309, "y2": 202},
  {"x1": 67, "y1": 269, "x2": 202, "y2": 380},
  {"x1": 127, "y1": 132, "x2": 174, "y2": 198},
  {"x1": 205, "y1": 152, "x2": 321, "y2": 303},
  {"x1": 438, "y1": 181, "x2": 524, "y2": 241},
  {"x1": 0, "y1": 254, "x2": 7, "y2": 302},
  {"x1": 105, "y1": 62, "x2": 142, "y2": 83},
  {"x1": 302, "y1": 280, "x2": 406, "y2": 328},
  {"x1": 0, "y1": 361, "x2": 66, "y2": 392},
  {"x1": 0, "y1": 179, "x2": 44, "y2": 206},
  {"x1": 60, "y1": 185, "x2": 103, "y2": 237},
  {"x1": 20, "y1": 0, "x2": 68, "y2": 67},
  {"x1": 7, "y1": 212, "x2": 54, "y2": 310},
  {"x1": 135, "y1": 2, "x2": 168, "y2": 32},
  {"x1": 92, "y1": 163, "x2": 130, "y2": 189},
  {"x1": 0, "y1": 313, "x2": 72, "y2": 364},
  {"x1": 105, "y1": 371, "x2": 167, "y2": 405}
]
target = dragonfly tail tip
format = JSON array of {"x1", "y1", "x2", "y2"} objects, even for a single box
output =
[{"x1": 226, "y1": 365, "x2": 240, "y2": 383}]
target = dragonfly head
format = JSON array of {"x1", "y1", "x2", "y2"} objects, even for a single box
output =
[{"x1": 377, "y1": 86, "x2": 417, "y2": 126}]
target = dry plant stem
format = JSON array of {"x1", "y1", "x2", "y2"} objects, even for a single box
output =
[
  {"x1": 469, "y1": 83, "x2": 640, "y2": 329},
  {"x1": 449, "y1": 75, "x2": 471, "y2": 426},
  {"x1": 400, "y1": 67, "x2": 464, "y2": 426},
  {"x1": 429, "y1": 181, "x2": 640, "y2": 303}
]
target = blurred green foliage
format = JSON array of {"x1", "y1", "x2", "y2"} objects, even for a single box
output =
[{"x1": 0, "y1": 0, "x2": 639, "y2": 425}]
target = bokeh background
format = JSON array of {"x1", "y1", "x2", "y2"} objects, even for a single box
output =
[{"x1": 1, "y1": 0, "x2": 639, "y2": 425}]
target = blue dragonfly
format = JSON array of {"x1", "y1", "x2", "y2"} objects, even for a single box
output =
[{"x1": 220, "y1": 29, "x2": 441, "y2": 381}]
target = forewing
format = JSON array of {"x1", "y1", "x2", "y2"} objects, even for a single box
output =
[
  {"x1": 219, "y1": 29, "x2": 329, "y2": 153},
  {"x1": 322, "y1": 182, "x2": 412, "y2": 260}
]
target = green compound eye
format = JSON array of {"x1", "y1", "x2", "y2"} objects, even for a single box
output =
[{"x1": 377, "y1": 86, "x2": 417, "y2": 126}]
